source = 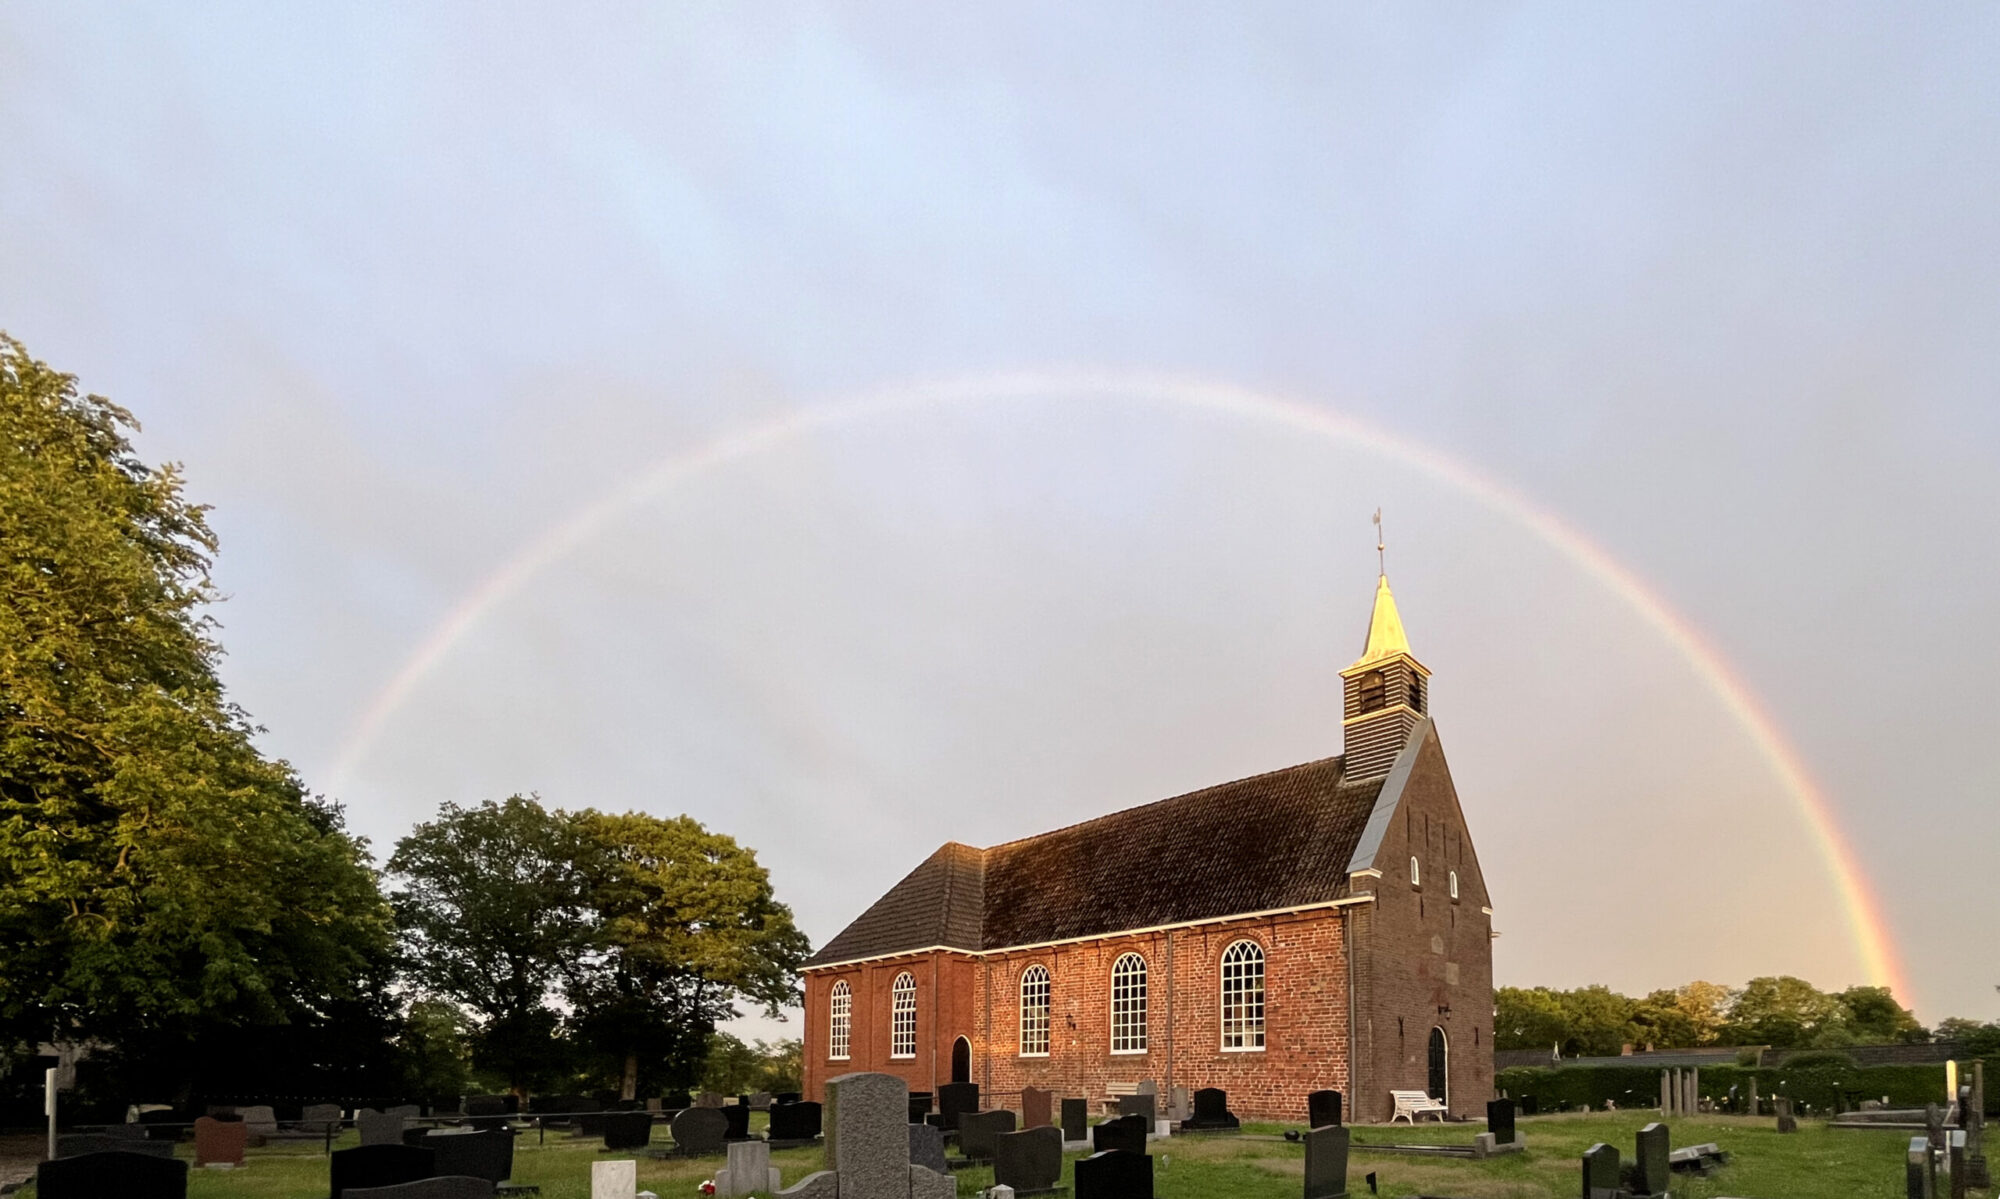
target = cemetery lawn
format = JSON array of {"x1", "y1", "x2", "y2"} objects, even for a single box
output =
[{"x1": 11, "y1": 1112, "x2": 1987, "y2": 1199}]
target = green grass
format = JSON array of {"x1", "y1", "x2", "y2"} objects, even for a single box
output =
[{"x1": 16, "y1": 1112, "x2": 1987, "y2": 1199}]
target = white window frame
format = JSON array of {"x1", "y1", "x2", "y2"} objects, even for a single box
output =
[
  {"x1": 1410, "y1": 856, "x2": 1421, "y2": 887},
  {"x1": 1019, "y1": 965, "x2": 1051, "y2": 1057},
  {"x1": 1219, "y1": 940, "x2": 1266, "y2": 1052},
  {"x1": 890, "y1": 972, "x2": 917, "y2": 1059},
  {"x1": 1449, "y1": 870, "x2": 1459, "y2": 900},
  {"x1": 828, "y1": 979, "x2": 851, "y2": 1061},
  {"x1": 1110, "y1": 953, "x2": 1148, "y2": 1055}
]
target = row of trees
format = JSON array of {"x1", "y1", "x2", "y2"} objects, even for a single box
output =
[
  {"x1": 1495, "y1": 978, "x2": 1940, "y2": 1055},
  {"x1": 0, "y1": 335, "x2": 804, "y2": 1106}
]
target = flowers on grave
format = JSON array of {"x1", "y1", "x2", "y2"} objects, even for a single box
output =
[{"x1": 698, "y1": 1181, "x2": 716, "y2": 1196}]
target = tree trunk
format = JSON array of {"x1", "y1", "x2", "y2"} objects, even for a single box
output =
[{"x1": 623, "y1": 1052, "x2": 638, "y2": 1101}]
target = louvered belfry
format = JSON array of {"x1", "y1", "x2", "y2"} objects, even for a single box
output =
[{"x1": 1337, "y1": 573, "x2": 1430, "y2": 779}]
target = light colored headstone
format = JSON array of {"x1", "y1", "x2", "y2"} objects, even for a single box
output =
[
  {"x1": 591, "y1": 1158, "x2": 637, "y2": 1199},
  {"x1": 777, "y1": 1172, "x2": 839, "y2": 1199},
  {"x1": 909, "y1": 1163, "x2": 955, "y2": 1199},
  {"x1": 826, "y1": 1072, "x2": 908, "y2": 1199},
  {"x1": 990, "y1": 1187, "x2": 1016, "y2": 1199},
  {"x1": 716, "y1": 1139, "x2": 780, "y2": 1199}
]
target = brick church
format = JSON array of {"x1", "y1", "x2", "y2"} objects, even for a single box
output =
[{"x1": 800, "y1": 573, "x2": 1495, "y2": 1122}]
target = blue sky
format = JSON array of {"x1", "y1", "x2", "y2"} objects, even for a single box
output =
[{"x1": 4, "y1": 3, "x2": 1996, "y2": 1033}]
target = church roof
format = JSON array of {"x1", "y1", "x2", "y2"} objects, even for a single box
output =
[
  {"x1": 1349, "y1": 573, "x2": 1414, "y2": 669},
  {"x1": 806, "y1": 755, "x2": 1387, "y2": 967}
]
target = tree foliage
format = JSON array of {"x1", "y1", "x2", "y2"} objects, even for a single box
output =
[
  {"x1": 0, "y1": 335, "x2": 391, "y2": 1064},
  {"x1": 1496, "y1": 975, "x2": 1930, "y2": 1053}
]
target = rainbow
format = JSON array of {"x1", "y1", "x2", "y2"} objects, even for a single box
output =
[{"x1": 327, "y1": 369, "x2": 1911, "y2": 1006}]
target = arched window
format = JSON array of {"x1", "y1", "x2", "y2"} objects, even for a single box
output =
[
  {"x1": 1410, "y1": 856, "x2": 1421, "y2": 887},
  {"x1": 828, "y1": 980, "x2": 851, "y2": 1060},
  {"x1": 1219, "y1": 941, "x2": 1266, "y2": 1051},
  {"x1": 1358, "y1": 670, "x2": 1386, "y2": 713},
  {"x1": 1110, "y1": 953, "x2": 1148, "y2": 1054},
  {"x1": 1449, "y1": 870, "x2": 1459, "y2": 900},
  {"x1": 890, "y1": 972, "x2": 917, "y2": 1059},
  {"x1": 1019, "y1": 966, "x2": 1051, "y2": 1056},
  {"x1": 1428, "y1": 1026, "x2": 1449, "y2": 1105},
  {"x1": 1409, "y1": 674, "x2": 1425, "y2": 713}
]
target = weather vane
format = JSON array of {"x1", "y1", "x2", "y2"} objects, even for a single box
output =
[{"x1": 1373, "y1": 508, "x2": 1386, "y2": 576}]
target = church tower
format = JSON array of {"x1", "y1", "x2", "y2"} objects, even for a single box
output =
[{"x1": 1339, "y1": 573, "x2": 1430, "y2": 778}]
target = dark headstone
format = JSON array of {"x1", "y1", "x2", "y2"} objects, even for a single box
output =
[
  {"x1": 1305, "y1": 1125, "x2": 1350, "y2": 1199},
  {"x1": 345, "y1": 1179, "x2": 495, "y2": 1199},
  {"x1": 1909, "y1": 1136, "x2": 1934, "y2": 1199},
  {"x1": 301, "y1": 1103, "x2": 346, "y2": 1136},
  {"x1": 405, "y1": 1128, "x2": 436, "y2": 1147},
  {"x1": 671, "y1": 1105, "x2": 729, "y2": 1156},
  {"x1": 58, "y1": 1133, "x2": 174, "y2": 1159},
  {"x1": 1486, "y1": 1098, "x2": 1517, "y2": 1146},
  {"x1": 465, "y1": 1095, "x2": 511, "y2": 1132},
  {"x1": 359, "y1": 1110, "x2": 408, "y2": 1147},
  {"x1": 1950, "y1": 1130, "x2": 1968, "y2": 1199},
  {"x1": 332, "y1": 1144, "x2": 436, "y2": 1199},
  {"x1": 138, "y1": 1109, "x2": 187, "y2": 1141},
  {"x1": 1308, "y1": 1090, "x2": 1343, "y2": 1129},
  {"x1": 1520, "y1": 1094, "x2": 1540, "y2": 1116},
  {"x1": 769, "y1": 1100, "x2": 823, "y2": 1143},
  {"x1": 721, "y1": 1102, "x2": 751, "y2": 1141},
  {"x1": 938, "y1": 1081, "x2": 980, "y2": 1131},
  {"x1": 909, "y1": 1092, "x2": 934, "y2": 1123},
  {"x1": 994, "y1": 1126, "x2": 1064, "y2": 1194},
  {"x1": 426, "y1": 1130, "x2": 514, "y2": 1184},
  {"x1": 1632, "y1": 1122, "x2": 1670, "y2": 1197},
  {"x1": 1091, "y1": 1114, "x2": 1148, "y2": 1155},
  {"x1": 1776, "y1": 1095, "x2": 1798, "y2": 1134},
  {"x1": 663, "y1": 1091, "x2": 693, "y2": 1110},
  {"x1": 909, "y1": 1122, "x2": 948, "y2": 1174},
  {"x1": 1022, "y1": 1086, "x2": 1054, "y2": 1129},
  {"x1": 1062, "y1": 1097, "x2": 1089, "y2": 1142},
  {"x1": 194, "y1": 1115, "x2": 249, "y2": 1166},
  {"x1": 36, "y1": 1151, "x2": 188, "y2": 1199},
  {"x1": 602, "y1": 1110, "x2": 653, "y2": 1150},
  {"x1": 1117, "y1": 1092, "x2": 1157, "y2": 1124},
  {"x1": 1182, "y1": 1087, "x2": 1238, "y2": 1131},
  {"x1": 958, "y1": 1109, "x2": 1017, "y2": 1159},
  {"x1": 1582, "y1": 1142, "x2": 1620, "y2": 1199},
  {"x1": 776, "y1": 1092, "x2": 802, "y2": 1105},
  {"x1": 1075, "y1": 1148, "x2": 1152, "y2": 1199}
]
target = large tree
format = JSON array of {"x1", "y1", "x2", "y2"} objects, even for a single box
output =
[{"x1": 0, "y1": 335, "x2": 392, "y2": 1082}]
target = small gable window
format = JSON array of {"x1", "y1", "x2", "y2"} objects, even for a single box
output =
[
  {"x1": 1110, "y1": 953, "x2": 1148, "y2": 1054},
  {"x1": 890, "y1": 972, "x2": 917, "y2": 1059},
  {"x1": 1410, "y1": 856, "x2": 1421, "y2": 887},
  {"x1": 1358, "y1": 670, "x2": 1387, "y2": 713},
  {"x1": 1449, "y1": 870, "x2": 1459, "y2": 900},
  {"x1": 829, "y1": 980, "x2": 851, "y2": 1060},
  {"x1": 1220, "y1": 941, "x2": 1266, "y2": 1051},
  {"x1": 1019, "y1": 965, "x2": 1051, "y2": 1057}
]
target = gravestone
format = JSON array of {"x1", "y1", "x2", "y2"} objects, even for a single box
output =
[
  {"x1": 1928, "y1": 1104, "x2": 1948, "y2": 1155},
  {"x1": 139, "y1": 1109, "x2": 187, "y2": 1141},
  {"x1": 1168, "y1": 1087, "x2": 1191, "y2": 1124},
  {"x1": 1182, "y1": 1088, "x2": 1239, "y2": 1131},
  {"x1": 824, "y1": 1071, "x2": 955, "y2": 1199},
  {"x1": 697, "y1": 1091, "x2": 726, "y2": 1108},
  {"x1": 360, "y1": 1110, "x2": 409, "y2": 1146},
  {"x1": 994, "y1": 1126, "x2": 1063, "y2": 1195},
  {"x1": 345, "y1": 1180, "x2": 495, "y2": 1199},
  {"x1": 386, "y1": 1104, "x2": 423, "y2": 1120},
  {"x1": 910, "y1": 1123, "x2": 949, "y2": 1174},
  {"x1": 1061, "y1": 1098, "x2": 1089, "y2": 1143},
  {"x1": 427, "y1": 1129, "x2": 513, "y2": 1184},
  {"x1": 722, "y1": 1102, "x2": 751, "y2": 1141},
  {"x1": 602, "y1": 1111, "x2": 653, "y2": 1150},
  {"x1": 1304, "y1": 1125, "x2": 1349, "y2": 1199},
  {"x1": 1660, "y1": 1071, "x2": 1673, "y2": 1114},
  {"x1": 466, "y1": 1096, "x2": 511, "y2": 1132},
  {"x1": 239, "y1": 1105, "x2": 279, "y2": 1140},
  {"x1": 909, "y1": 1093, "x2": 934, "y2": 1123},
  {"x1": 1582, "y1": 1142, "x2": 1620, "y2": 1199},
  {"x1": 1075, "y1": 1149, "x2": 1151, "y2": 1199},
  {"x1": 590, "y1": 1158, "x2": 636, "y2": 1199},
  {"x1": 1486, "y1": 1098, "x2": 1517, "y2": 1146},
  {"x1": 303, "y1": 1103, "x2": 346, "y2": 1136},
  {"x1": 1022, "y1": 1086, "x2": 1053, "y2": 1129},
  {"x1": 958, "y1": 1109, "x2": 1018, "y2": 1160},
  {"x1": 1632, "y1": 1122, "x2": 1670, "y2": 1197},
  {"x1": 670, "y1": 1106, "x2": 729, "y2": 1156},
  {"x1": 1950, "y1": 1130, "x2": 1968, "y2": 1199},
  {"x1": 58, "y1": 1133, "x2": 174, "y2": 1159},
  {"x1": 776, "y1": 1092, "x2": 802, "y2": 1105},
  {"x1": 769, "y1": 1100, "x2": 823, "y2": 1145},
  {"x1": 1117, "y1": 1092, "x2": 1156, "y2": 1124},
  {"x1": 715, "y1": 1139, "x2": 782, "y2": 1198},
  {"x1": 194, "y1": 1115, "x2": 248, "y2": 1167},
  {"x1": 35, "y1": 1151, "x2": 190, "y2": 1199},
  {"x1": 938, "y1": 1081, "x2": 980, "y2": 1131},
  {"x1": 1308, "y1": 1090, "x2": 1343, "y2": 1129},
  {"x1": 1745, "y1": 1075, "x2": 1759, "y2": 1116},
  {"x1": 1776, "y1": 1095, "x2": 1798, "y2": 1134},
  {"x1": 1909, "y1": 1136, "x2": 1935, "y2": 1199},
  {"x1": 574, "y1": 1098, "x2": 609, "y2": 1138},
  {"x1": 663, "y1": 1091, "x2": 693, "y2": 1110},
  {"x1": 1091, "y1": 1114, "x2": 1147, "y2": 1155},
  {"x1": 750, "y1": 1091, "x2": 774, "y2": 1110},
  {"x1": 1520, "y1": 1095, "x2": 1539, "y2": 1116},
  {"x1": 332, "y1": 1144, "x2": 437, "y2": 1198}
]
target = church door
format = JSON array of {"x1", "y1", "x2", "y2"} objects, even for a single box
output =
[
  {"x1": 1427, "y1": 1027, "x2": 1449, "y2": 1105},
  {"x1": 951, "y1": 1037, "x2": 970, "y2": 1083}
]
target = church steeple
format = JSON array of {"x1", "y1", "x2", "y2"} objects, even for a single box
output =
[{"x1": 1339, "y1": 572, "x2": 1430, "y2": 778}]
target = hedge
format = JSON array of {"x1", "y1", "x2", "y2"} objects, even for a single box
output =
[{"x1": 1496, "y1": 1060, "x2": 2000, "y2": 1117}]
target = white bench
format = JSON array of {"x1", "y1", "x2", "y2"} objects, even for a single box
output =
[{"x1": 1391, "y1": 1090, "x2": 1449, "y2": 1124}]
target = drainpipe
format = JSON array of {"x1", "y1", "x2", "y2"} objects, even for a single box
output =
[{"x1": 1164, "y1": 930, "x2": 1176, "y2": 1100}]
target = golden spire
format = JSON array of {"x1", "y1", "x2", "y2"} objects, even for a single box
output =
[{"x1": 1354, "y1": 571, "x2": 1412, "y2": 666}]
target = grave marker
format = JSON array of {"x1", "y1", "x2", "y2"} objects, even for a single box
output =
[
  {"x1": 602, "y1": 1111, "x2": 653, "y2": 1150},
  {"x1": 331, "y1": 1144, "x2": 436, "y2": 1198},
  {"x1": 193, "y1": 1116, "x2": 248, "y2": 1167},
  {"x1": 909, "y1": 1123, "x2": 948, "y2": 1174},
  {"x1": 1091, "y1": 1114, "x2": 1147, "y2": 1156},
  {"x1": 993, "y1": 1126, "x2": 1063, "y2": 1195},
  {"x1": 958, "y1": 1109, "x2": 1018, "y2": 1160},
  {"x1": 344, "y1": 1180, "x2": 494, "y2": 1199},
  {"x1": 1075, "y1": 1149, "x2": 1151, "y2": 1199},
  {"x1": 1304, "y1": 1125, "x2": 1349, "y2": 1199},
  {"x1": 1308, "y1": 1090, "x2": 1342, "y2": 1129},
  {"x1": 670, "y1": 1107, "x2": 729, "y2": 1157},
  {"x1": 938, "y1": 1082, "x2": 980, "y2": 1131},
  {"x1": 35, "y1": 1152, "x2": 190, "y2": 1199},
  {"x1": 1182, "y1": 1088, "x2": 1239, "y2": 1131},
  {"x1": 1022, "y1": 1086, "x2": 1053, "y2": 1129},
  {"x1": 1582, "y1": 1142, "x2": 1620, "y2": 1199},
  {"x1": 1486, "y1": 1098, "x2": 1516, "y2": 1146},
  {"x1": 590, "y1": 1158, "x2": 636, "y2": 1199},
  {"x1": 1061, "y1": 1097, "x2": 1089, "y2": 1144},
  {"x1": 1632, "y1": 1122, "x2": 1670, "y2": 1197},
  {"x1": 715, "y1": 1140, "x2": 781, "y2": 1198}
]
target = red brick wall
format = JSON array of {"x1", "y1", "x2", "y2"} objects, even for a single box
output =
[
  {"x1": 806, "y1": 909, "x2": 1353, "y2": 1122},
  {"x1": 1345, "y1": 726, "x2": 1496, "y2": 1123}
]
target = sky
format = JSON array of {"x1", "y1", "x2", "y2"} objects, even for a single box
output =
[{"x1": 3, "y1": 3, "x2": 1997, "y2": 1041}]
